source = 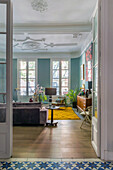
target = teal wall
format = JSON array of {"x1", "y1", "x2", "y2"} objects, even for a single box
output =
[
  {"x1": 38, "y1": 59, "x2": 50, "y2": 88},
  {"x1": 12, "y1": 59, "x2": 51, "y2": 102},
  {"x1": 12, "y1": 58, "x2": 81, "y2": 101},
  {"x1": 0, "y1": 59, "x2": 6, "y2": 102},
  {"x1": 79, "y1": 53, "x2": 88, "y2": 90},
  {"x1": 1, "y1": 57, "x2": 88, "y2": 102},
  {"x1": 0, "y1": 59, "x2": 17, "y2": 102},
  {"x1": 13, "y1": 59, "x2": 17, "y2": 101},
  {"x1": 6, "y1": 57, "x2": 91, "y2": 102},
  {"x1": 71, "y1": 58, "x2": 80, "y2": 90}
]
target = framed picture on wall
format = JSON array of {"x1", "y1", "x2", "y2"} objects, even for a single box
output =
[
  {"x1": 81, "y1": 64, "x2": 84, "y2": 80},
  {"x1": 86, "y1": 43, "x2": 93, "y2": 81}
]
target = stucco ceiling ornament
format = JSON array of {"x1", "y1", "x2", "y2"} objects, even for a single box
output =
[{"x1": 31, "y1": 0, "x2": 48, "y2": 13}]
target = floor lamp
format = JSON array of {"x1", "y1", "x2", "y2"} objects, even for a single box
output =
[{"x1": 45, "y1": 88, "x2": 56, "y2": 108}]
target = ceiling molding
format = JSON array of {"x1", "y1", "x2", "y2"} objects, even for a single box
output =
[
  {"x1": 80, "y1": 31, "x2": 93, "y2": 56},
  {"x1": 13, "y1": 22, "x2": 92, "y2": 34},
  {"x1": 90, "y1": 0, "x2": 98, "y2": 21},
  {"x1": 12, "y1": 51, "x2": 81, "y2": 59}
]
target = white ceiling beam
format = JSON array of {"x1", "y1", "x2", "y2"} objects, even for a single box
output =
[{"x1": 13, "y1": 22, "x2": 92, "y2": 34}]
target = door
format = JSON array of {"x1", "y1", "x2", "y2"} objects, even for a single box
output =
[
  {"x1": 0, "y1": 0, "x2": 13, "y2": 158},
  {"x1": 91, "y1": 0, "x2": 101, "y2": 157}
]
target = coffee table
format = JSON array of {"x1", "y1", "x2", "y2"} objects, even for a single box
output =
[{"x1": 46, "y1": 106, "x2": 60, "y2": 126}]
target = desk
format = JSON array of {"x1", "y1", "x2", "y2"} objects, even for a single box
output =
[
  {"x1": 77, "y1": 95, "x2": 92, "y2": 112},
  {"x1": 77, "y1": 95, "x2": 92, "y2": 128},
  {"x1": 46, "y1": 106, "x2": 59, "y2": 126}
]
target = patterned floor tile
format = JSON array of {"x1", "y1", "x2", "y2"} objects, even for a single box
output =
[{"x1": 0, "y1": 161, "x2": 113, "y2": 169}]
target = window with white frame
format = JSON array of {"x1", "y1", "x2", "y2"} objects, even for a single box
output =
[
  {"x1": 19, "y1": 60, "x2": 36, "y2": 96},
  {"x1": 52, "y1": 60, "x2": 69, "y2": 95}
]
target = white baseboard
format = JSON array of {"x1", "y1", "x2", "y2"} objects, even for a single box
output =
[{"x1": 104, "y1": 151, "x2": 113, "y2": 161}]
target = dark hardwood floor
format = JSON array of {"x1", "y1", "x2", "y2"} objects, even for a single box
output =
[{"x1": 13, "y1": 120, "x2": 97, "y2": 158}]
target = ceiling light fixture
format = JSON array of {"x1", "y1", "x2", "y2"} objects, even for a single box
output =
[{"x1": 31, "y1": 0, "x2": 48, "y2": 13}]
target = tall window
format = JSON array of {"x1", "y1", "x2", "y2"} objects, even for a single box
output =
[
  {"x1": 19, "y1": 60, "x2": 36, "y2": 96},
  {"x1": 52, "y1": 60, "x2": 69, "y2": 95}
]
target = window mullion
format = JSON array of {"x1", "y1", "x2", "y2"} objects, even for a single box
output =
[{"x1": 27, "y1": 61, "x2": 29, "y2": 96}]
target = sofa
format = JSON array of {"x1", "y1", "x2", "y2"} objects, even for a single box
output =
[{"x1": 0, "y1": 102, "x2": 48, "y2": 125}]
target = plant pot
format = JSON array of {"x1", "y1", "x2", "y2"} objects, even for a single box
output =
[{"x1": 72, "y1": 101, "x2": 77, "y2": 108}]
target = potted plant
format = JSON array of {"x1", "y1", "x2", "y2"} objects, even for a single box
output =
[
  {"x1": 33, "y1": 84, "x2": 47, "y2": 102},
  {"x1": 66, "y1": 88, "x2": 79, "y2": 108},
  {"x1": 39, "y1": 93, "x2": 47, "y2": 102}
]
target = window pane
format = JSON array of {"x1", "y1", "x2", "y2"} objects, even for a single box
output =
[
  {"x1": 93, "y1": 38, "x2": 98, "y2": 65},
  {"x1": 53, "y1": 61, "x2": 59, "y2": 69},
  {"x1": 93, "y1": 66, "x2": 98, "y2": 92},
  {"x1": 29, "y1": 61, "x2": 35, "y2": 69},
  {"x1": 0, "y1": 62, "x2": 6, "y2": 122},
  {"x1": 20, "y1": 88, "x2": 26, "y2": 96},
  {"x1": 52, "y1": 79, "x2": 59, "y2": 87},
  {"x1": 20, "y1": 79, "x2": 26, "y2": 87},
  {"x1": 61, "y1": 87, "x2": 68, "y2": 95},
  {"x1": 94, "y1": 11, "x2": 98, "y2": 40},
  {"x1": 20, "y1": 70, "x2": 26, "y2": 78},
  {"x1": 62, "y1": 79, "x2": 68, "y2": 87},
  {"x1": 28, "y1": 87, "x2": 35, "y2": 96},
  {"x1": 56, "y1": 87, "x2": 59, "y2": 95},
  {"x1": 28, "y1": 79, "x2": 35, "y2": 87},
  {"x1": 62, "y1": 70, "x2": 68, "y2": 78},
  {"x1": 61, "y1": 61, "x2": 68, "y2": 69},
  {"x1": 0, "y1": 34, "x2": 6, "y2": 59},
  {"x1": 53, "y1": 70, "x2": 59, "y2": 78},
  {"x1": 20, "y1": 61, "x2": 26, "y2": 69},
  {"x1": 28, "y1": 70, "x2": 35, "y2": 78},
  {"x1": 0, "y1": 64, "x2": 6, "y2": 93},
  {"x1": 0, "y1": 4, "x2": 6, "y2": 32}
]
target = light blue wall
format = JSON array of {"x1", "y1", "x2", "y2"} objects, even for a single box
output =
[
  {"x1": 0, "y1": 59, "x2": 17, "y2": 102},
  {"x1": 0, "y1": 57, "x2": 87, "y2": 102},
  {"x1": 10, "y1": 57, "x2": 93, "y2": 102},
  {"x1": 71, "y1": 58, "x2": 80, "y2": 90},
  {"x1": 12, "y1": 59, "x2": 51, "y2": 102},
  {"x1": 0, "y1": 59, "x2": 6, "y2": 102},
  {"x1": 38, "y1": 59, "x2": 50, "y2": 88}
]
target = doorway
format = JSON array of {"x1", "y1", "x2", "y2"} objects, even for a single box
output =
[{"x1": 0, "y1": 0, "x2": 102, "y2": 159}]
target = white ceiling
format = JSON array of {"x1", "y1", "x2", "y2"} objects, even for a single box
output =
[
  {"x1": 13, "y1": 0, "x2": 97, "y2": 24},
  {"x1": 0, "y1": 0, "x2": 97, "y2": 54}
]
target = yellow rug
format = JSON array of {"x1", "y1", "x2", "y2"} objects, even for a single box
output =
[{"x1": 48, "y1": 107, "x2": 80, "y2": 120}]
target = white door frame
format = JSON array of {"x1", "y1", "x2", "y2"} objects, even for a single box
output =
[
  {"x1": 101, "y1": 0, "x2": 113, "y2": 161},
  {"x1": 91, "y1": 0, "x2": 101, "y2": 158},
  {"x1": 0, "y1": 0, "x2": 13, "y2": 158}
]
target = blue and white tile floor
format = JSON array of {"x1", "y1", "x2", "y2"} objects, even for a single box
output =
[{"x1": 0, "y1": 159, "x2": 113, "y2": 169}]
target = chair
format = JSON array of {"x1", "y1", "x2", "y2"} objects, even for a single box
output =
[
  {"x1": 80, "y1": 106, "x2": 92, "y2": 128},
  {"x1": 52, "y1": 96, "x2": 66, "y2": 106}
]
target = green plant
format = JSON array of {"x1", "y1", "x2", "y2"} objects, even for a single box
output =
[
  {"x1": 66, "y1": 88, "x2": 79, "y2": 104},
  {"x1": 39, "y1": 94, "x2": 47, "y2": 102}
]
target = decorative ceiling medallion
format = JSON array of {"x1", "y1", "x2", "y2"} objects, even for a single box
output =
[
  {"x1": 22, "y1": 41, "x2": 41, "y2": 50},
  {"x1": 31, "y1": 0, "x2": 48, "y2": 13},
  {"x1": 13, "y1": 34, "x2": 78, "y2": 51}
]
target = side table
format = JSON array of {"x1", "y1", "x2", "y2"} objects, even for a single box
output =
[{"x1": 46, "y1": 106, "x2": 60, "y2": 126}]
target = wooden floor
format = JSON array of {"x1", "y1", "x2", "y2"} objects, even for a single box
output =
[{"x1": 13, "y1": 120, "x2": 97, "y2": 159}]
